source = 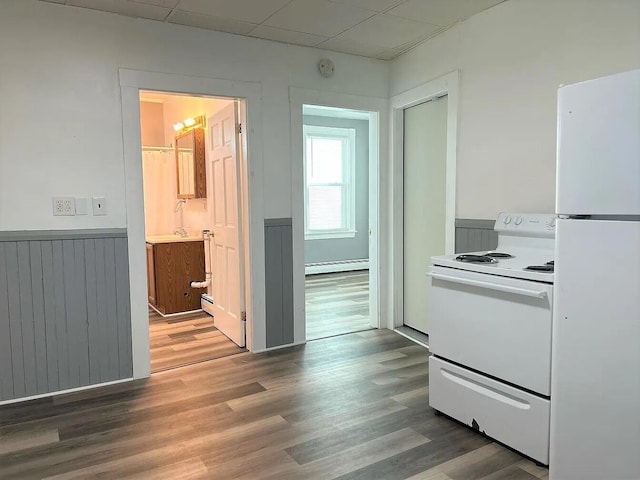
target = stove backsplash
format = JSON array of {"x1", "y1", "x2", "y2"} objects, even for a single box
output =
[{"x1": 455, "y1": 219, "x2": 498, "y2": 254}]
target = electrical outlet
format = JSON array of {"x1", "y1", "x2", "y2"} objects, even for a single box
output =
[
  {"x1": 92, "y1": 196, "x2": 107, "y2": 216},
  {"x1": 53, "y1": 197, "x2": 76, "y2": 216}
]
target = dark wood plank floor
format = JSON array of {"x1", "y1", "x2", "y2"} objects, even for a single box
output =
[
  {"x1": 0, "y1": 330, "x2": 548, "y2": 479},
  {"x1": 149, "y1": 308, "x2": 246, "y2": 373},
  {"x1": 306, "y1": 271, "x2": 371, "y2": 340}
]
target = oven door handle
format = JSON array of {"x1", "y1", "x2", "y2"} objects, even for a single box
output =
[{"x1": 427, "y1": 272, "x2": 548, "y2": 298}]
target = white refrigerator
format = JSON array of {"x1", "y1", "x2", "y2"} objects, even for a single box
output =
[{"x1": 550, "y1": 69, "x2": 640, "y2": 480}]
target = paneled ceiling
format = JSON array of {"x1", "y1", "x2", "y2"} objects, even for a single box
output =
[{"x1": 39, "y1": 0, "x2": 506, "y2": 60}]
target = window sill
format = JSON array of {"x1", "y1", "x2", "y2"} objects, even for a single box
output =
[{"x1": 305, "y1": 230, "x2": 357, "y2": 241}]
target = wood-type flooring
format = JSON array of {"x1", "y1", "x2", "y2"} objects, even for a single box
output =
[
  {"x1": 306, "y1": 271, "x2": 371, "y2": 340},
  {"x1": 149, "y1": 308, "x2": 246, "y2": 373},
  {"x1": 0, "y1": 330, "x2": 548, "y2": 479},
  {"x1": 150, "y1": 269, "x2": 370, "y2": 374}
]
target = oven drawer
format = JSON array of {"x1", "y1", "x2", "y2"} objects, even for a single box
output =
[
  {"x1": 429, "y1": 357, "x2": 550, "y2": 465},
  {"x1": 428, "y1": 266, "x2": 553, "y2": 395}
]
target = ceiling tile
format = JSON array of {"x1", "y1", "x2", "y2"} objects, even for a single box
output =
[
  {"x1": 264, "y1": 0, "x2": 375, "y2": 37},
  {"x1": 133, "y1": 0, "x2": 180, "y2": 8},
  {"x1": 328, "y1": 0, "x2": 405, "y2": 13},
  {"x1": 318, "y1": 37, "x2": 391, "y2": 58},
  {"x1": 337, "y1": 13, "x2": 440, "y2": 49},
  {"x1": 68, "y1": 0, "x2": 172, "y2": 20},
  {"x1": 248, "y1": 25, "x2": 327, "y2": 47},
  {"x1": 387, "y1": 0, "x2": 505, "y2": 27},
  {"x1": 168, "y1": 10, "x2": 257, "y2": 35},
  {"x1": 376, "y1": 50, "x2": 400, "y2": 60},
  {"x1": 392, "y1": 32, "x2": 442, "y2": 52},
  {"x1": 38, "y1": 0, "x2": 505, "y2": 61},
  {"x1": 176, "y1": 0, "x2": 292, "y2": 24}
]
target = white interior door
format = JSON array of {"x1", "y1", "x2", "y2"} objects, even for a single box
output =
[
  {"x1": 207, "y1": 102, "x2": 245, "y2": 347},
  {"x1": 403, "y1": 96, "x2": 448, "y2": 334}
]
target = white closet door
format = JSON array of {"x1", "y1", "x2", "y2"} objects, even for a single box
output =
[{"x1": 403, "y1": 96, "x2": 448, "y2": 334}]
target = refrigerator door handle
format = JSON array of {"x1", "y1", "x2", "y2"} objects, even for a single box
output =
[{"x1": 427, "y1": 272, "x2": 548, "y2": 298}]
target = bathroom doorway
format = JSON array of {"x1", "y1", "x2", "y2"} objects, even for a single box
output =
[{"x1": 138, "y1": 90, "x2": 247, "y2": 373}]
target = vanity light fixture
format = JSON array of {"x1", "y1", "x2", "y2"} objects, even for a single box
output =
[{"x1": 173, "y1": 115, "x2": 205, "y2": 134}]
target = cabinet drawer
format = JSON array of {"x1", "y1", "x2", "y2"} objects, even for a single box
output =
[{"x1": 429, "y1": 356, "x2": 550, "y2": 465}]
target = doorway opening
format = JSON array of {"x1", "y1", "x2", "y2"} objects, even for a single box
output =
[
  {"x1": 302, "y1": 105, "x2": 377, "y2": 341},
  {"x1": 138, "y1": 90, "x2": 248, "y2": 373}
]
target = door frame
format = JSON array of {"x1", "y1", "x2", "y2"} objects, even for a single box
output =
[
  {"x1": 120, "y1": 69, "x2": 265, "y2": 380},
  {"x1": 289, "y1": 87, "x2": 388, "y2": 344},
  {"x1": 390, "y1": 71, "x2": 459, "y2": 330}
]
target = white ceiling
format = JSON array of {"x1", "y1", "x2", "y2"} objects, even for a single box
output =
[{"x1": 39, "y1": 0, "x2": 506, "y2": 60}]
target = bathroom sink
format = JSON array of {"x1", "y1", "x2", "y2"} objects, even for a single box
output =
[{"x1": 146, "y1": 234, "x2": 203, "y2": 244}]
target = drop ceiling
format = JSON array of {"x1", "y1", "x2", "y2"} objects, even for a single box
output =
[{"x1": 39, "y1": 0, "x2": 506, "y2": 60}]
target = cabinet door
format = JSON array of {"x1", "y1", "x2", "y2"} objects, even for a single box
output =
[
  {"x1": 181, "y1": 241, "x2": 206, "y2": 311},
  {"x1": 146, "y1": 243, "x2": 156, "y2": 305},
  {"x1": 154, "y1": 242, "x2": 205, "y2": 314}
]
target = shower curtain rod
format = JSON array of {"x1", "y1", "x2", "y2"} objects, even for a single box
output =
[{"x1": 142, "y1": 145, "x2": 174, "y2": 152}]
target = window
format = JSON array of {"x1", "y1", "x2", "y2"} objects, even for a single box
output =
[{"x1": 304, "y1": 125, "x2": 356, "y2": 240}]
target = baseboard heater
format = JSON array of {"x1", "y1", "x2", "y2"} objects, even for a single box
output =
[
  {"x1": 201, "y1": 294, "x2": 215, "y2": 317},
  {"x1": 305, "y1": 259, "x2": 369, "y2": 275}
]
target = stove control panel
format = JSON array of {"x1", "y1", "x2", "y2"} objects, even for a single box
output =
[{"x1": 495, "y1": 213, "x2": 557, "y2": 236}]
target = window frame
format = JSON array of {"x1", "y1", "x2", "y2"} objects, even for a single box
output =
[{"x1": 303, "y1": 125, "x2": 357, "y2": 240}]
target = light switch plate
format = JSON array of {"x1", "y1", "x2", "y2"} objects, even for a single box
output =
[
  {"x1": 75, "y1": 198, "x2": 89, "y2": 215},
  {"x1": 92, "y1": 196, "x2": 107, "y2": 216}
]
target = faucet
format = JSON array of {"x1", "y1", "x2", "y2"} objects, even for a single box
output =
[
  {"x1": 174, "y1": 199, "x2": 186, "y2": 212},
  {"x1": 174, "y1": 199, "x2": 188, "y2": 237},
  {"x1": 174, "y1": 227, "x2": 188, "y2": 238}
]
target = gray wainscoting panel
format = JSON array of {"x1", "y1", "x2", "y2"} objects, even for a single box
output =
[
  {"x1": 455, "y1": 219, "x2": 498, "y2": 253},
  {"x1": 0, "y1": 229, "x2": 132, "y2": 402},
  {"x1": 264, "y1": 219, "x2": 294, "y2": 348}
]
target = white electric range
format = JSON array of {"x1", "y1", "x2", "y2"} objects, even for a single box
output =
[{"x1": 427, "y1": 213, "x2": 556, "y2": 465}]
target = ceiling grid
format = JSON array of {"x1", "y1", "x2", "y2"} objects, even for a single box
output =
[{"x1": 39, "y1": 0, "x2": 506, "y2": 60}]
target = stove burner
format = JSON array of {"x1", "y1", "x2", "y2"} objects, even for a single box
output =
[
  {"x1": 524, "y1": 264, "x2": 554, "y2": 272},
  {"x1": 483, "y1": 252, "x2": 514, "y2": 259},
  {"x1": 456, "y1": 254, "x2": 498, "y2": 264}
]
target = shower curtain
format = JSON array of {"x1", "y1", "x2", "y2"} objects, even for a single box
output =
[{"x1": 142, "y1": 149, "x2": 177, "y2": 236}]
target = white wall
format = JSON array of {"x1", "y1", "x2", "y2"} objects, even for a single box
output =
[
  {"x1": 390, "y1": 0, "x2": 640, "y2": 219},
  {"x1": 0, "y1": 0, "x2": 388, "y2": 231}
]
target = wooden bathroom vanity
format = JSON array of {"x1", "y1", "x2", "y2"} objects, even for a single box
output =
[{"x1": 146, "y1": 236, "x2": 206, "y2": 315}]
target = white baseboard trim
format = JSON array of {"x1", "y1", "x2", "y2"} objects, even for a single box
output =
[
  {"x1": 394, "y1": 327, "x2": 430, "y2": 350},
  {"x1": 148, "y1": 303, "x2": 202, "y2": 318},
  {"x1": 253, "y1": 340, "x2": 306, "y2": 353},
  {"x1": 305, "y1": 259, "x2": 369, "y2": 275},
  {"x1": 0, "y1": 377, "x2": 134, "y2": 406}
]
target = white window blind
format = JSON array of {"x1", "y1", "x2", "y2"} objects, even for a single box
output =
[{"x1": 303, "y1": 125, "x2": 356, "y2": 240}]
